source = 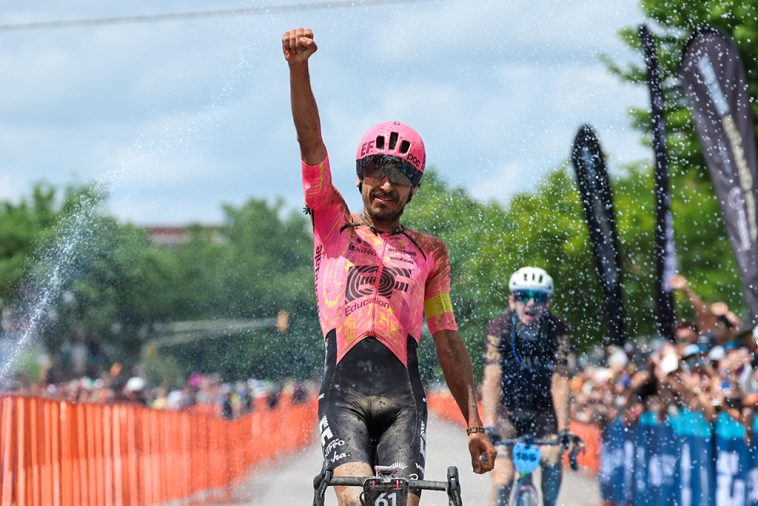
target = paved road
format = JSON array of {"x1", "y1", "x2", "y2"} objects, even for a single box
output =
[{"x1": 217, "y1": 414, "x2": 600, "y2": 505}]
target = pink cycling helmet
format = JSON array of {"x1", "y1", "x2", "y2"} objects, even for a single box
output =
[{"x1": 355, "y1": 121, "x2": 426, "y2": 186}]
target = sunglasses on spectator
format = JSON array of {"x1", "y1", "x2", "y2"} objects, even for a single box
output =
[
  {"x1": 362, "y1": 160, "x2": 413, "y2": 186},
  {"x1": 512, "y1": 290, "x2": 550, "y2": 304}
]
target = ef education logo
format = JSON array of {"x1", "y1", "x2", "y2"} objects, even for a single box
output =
[{"x1": 344, "y1": 265, "x2": 411, "y2": 303}]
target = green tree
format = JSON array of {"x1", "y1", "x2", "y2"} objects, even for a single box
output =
[
  {"x1": 2, "y1": 184, "x2": 322, "y2": 382},
  {"x1": 42, "y1": 211, "x2": 179, "y2": 376},
  {"x1": 151, "y1": 198, "x2": 320, "y2": 381},
  {"x1": 605, "y1": 1, "x2": 754, "y2": 317},
  {"x1": 0, "y1": 183, "x2": 61, "y2": 300},
  {"x1": 409, "y1": 159, "x2": 740, "y2": 376},
  {"x1": 409, "y1": 168, "x2": 632, "y2": 372}
]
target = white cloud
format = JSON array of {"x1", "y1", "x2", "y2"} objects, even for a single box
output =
[
  {"x1": 372, "y1": 0, "x2": 641, "y2": 65},
  {"x1": 469, "y1": 160, "x2": 529, "y2": 202},
  {"x1": 0, "y1": 172, "x2": 25, "y2": 202},
  {"x1": 1, "y1": 0, "x2": 651, "y2": 224}
]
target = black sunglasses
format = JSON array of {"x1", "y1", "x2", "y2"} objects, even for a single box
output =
[
  {"x1": 358, "y1": 155, "x2": 421, "y2": 186},
  {"x1": 512, "y1": 290, "x2": 550, "y2": 304},
  {"x1": 362, "y1": 161, "x2": 413, "y2": 186}
]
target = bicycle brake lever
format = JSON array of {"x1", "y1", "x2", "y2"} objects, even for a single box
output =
[{"x1": 569, "y1": 452, "x2": 579, "y2": 471}]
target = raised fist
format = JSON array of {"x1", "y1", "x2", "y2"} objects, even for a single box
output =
[
  {"x1": 668, "y1": 274, "x2": 688, "y2": 291},
  {"x1": 282, "y1": 27, "x2": 318, "y2": 63}
]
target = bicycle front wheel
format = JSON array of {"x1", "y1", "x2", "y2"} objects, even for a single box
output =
[{"x1": 513, "y1": 483, "x2": 540, "y2": 506}]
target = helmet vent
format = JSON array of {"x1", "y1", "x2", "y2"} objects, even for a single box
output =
[
  {"x1": 389, "y1": 132, "x2": 399, "y2": 150},
  {"x1": 399, "y1": 140, "x2": 410, "y2": 154},
  {"x1": 509, "y1": 267, "x2": 554, "y2": 297},
  {"x1": 376, "y1": 136, "x2": 385, "y2": 150}
]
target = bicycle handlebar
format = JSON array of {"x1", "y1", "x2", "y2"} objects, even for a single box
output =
[
  {"x1": 326, "y1": 476, "x2": 448, "y2": 491},
  {"x1": 488, "y1": 432, "x2": 585, "y2": 471},
  {"x1": 489, "y1": 432, "x2": 584, "y2": 448},
  {"x1": 313, "y1": 466, "x2": 463, "y2": 506},
  {"x1": 492, "y1": 436, "x2": 561, "y2": 446}
]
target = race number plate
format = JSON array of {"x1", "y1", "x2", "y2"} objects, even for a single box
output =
[
  {"x1": 513, "y1": 442, "x2": 541, "y2": 475},
  {"x1": 362, "y1": 477, "x2": 409, "y2": 506}
]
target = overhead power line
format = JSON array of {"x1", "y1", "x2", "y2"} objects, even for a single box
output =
[{"x1": 0, "y1": 0, "x2": 436, "y2": 32}]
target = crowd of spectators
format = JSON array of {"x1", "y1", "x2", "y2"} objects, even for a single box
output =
[
  {"x1": 0, "y1": 358, "x2": 313, "y2": 420},
  {"x1": 571, "y1": 274, "x2": 758, "y2": 431}
]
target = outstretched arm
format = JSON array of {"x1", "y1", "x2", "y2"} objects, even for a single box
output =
[
  {"x1": 551, "y1": 372, "x2": 570, "y2": 432},
  {"x1": 282, "y1": 27, "x2": 327, "y2": 165},
  {"x1": 432, "y1": 329, "x2": 497, "y2": 473},
  {"x1": 481, "y1": 335, "x2": 502, "y2": 426},
  {"x1": 670, "y1": 274, "x2": 715, "y2": 331},
  {"x1": 551, "y1": 332, "x2": 571, "y2": 433}
]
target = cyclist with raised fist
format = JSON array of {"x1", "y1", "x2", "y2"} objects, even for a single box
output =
[{"x1": 282, "y1": 27, "x2": 496, "y2": 506}]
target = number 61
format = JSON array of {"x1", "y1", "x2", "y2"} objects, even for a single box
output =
[{"x1": 374, "y1": 491, "x2": 397, "y2": 506}]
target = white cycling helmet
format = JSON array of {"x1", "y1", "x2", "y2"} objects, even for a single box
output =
[{"x1": 508, "y1": 267, "x2": 554, "y2": 296}]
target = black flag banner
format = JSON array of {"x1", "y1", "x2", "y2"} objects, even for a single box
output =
[
  {"x1": 571, "y1": 125, "x2": 627, "y2": 345},
  {"x1": 640, "y1": 25, "x2": 677, "y2": 340},
  {"x1": 680, "y1": 27, "x2": 758, "y2": 323}
]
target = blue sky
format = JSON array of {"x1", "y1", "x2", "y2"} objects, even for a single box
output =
[{"x1": 1, "y1": 0, "x2": 649, "y2": 225}]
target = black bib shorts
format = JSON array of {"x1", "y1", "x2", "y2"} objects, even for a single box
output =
[{"x1": 317, "y1": 332, "x2": 428, "y2": 487}]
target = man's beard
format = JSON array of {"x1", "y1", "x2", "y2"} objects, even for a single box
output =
[{"x1": 366, "y1": 189, "x2": 406, "y2": 224}]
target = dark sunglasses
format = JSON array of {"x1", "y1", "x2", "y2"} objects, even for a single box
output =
[
  {"x1": 512, "y1": 290, "x2": 549, "y2": 304},
  {"x1": 362, "y1": 160, "x2": 413, "y2": 186}
]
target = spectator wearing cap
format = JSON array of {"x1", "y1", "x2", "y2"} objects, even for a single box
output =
[
  {"x1": 652, "y1": 343, "x2": 679, "y2": 382},
  {"x1": 626, "y1": 346, "x2": 676, "y2": 424},
  {"x1": 708, "y1": 345, "x2": 725, "y2": 367},
  {"x1": 124, "y1": 376, "x2": 148, "y2": 405},
  {"x1": 659, "y1": 344, "x2": 719, "y2": 422}
]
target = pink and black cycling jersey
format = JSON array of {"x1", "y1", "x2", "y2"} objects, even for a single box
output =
[{"x1": 302, "y1": 155, "x2": 458, "y2": 366}]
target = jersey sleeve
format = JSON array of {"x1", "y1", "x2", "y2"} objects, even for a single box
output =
[
  {"x1": 423, "y1": 240, "x2": 458, "y2": 334},
  {"x1": 302, "y1": 155, "x2": 350, "y2": 246},
  {"x1": 485, "y1": 313, "x2": 505, "y2": 338}
]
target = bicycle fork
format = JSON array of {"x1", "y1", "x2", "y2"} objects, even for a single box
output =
[{"x1": 498, "y1": 472, "x2": 538, "y2": 506}]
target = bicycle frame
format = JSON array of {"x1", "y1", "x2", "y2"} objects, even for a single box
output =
[{"x1": 511, "y1": 474, "x2": 540, "y2": 506}]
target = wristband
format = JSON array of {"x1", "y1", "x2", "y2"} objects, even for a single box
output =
[{"x1": 466, "y1": 425, "x2": 485, "y2": 436}]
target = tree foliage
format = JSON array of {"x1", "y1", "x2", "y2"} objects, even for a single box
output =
[
  {"x1": 408, "y1": 166, "x2": 664, "y2": 371},
  {"x1": 0, "y1": 184, "x2": 320, "y2": 384},
  {"x1": 605, "y1": 1, "x2": 756, "y2": 317},
  {"x1": 0, "y1": 184, "x2": 61, "y2": 300}
]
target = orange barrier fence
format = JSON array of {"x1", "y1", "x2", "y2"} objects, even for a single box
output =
[
  {"x1": 0, "y1": 394, "x2": 316, "y2": 506},
  {"x1": 427, "y1": 392, "x2": 601, "y2": 472}
]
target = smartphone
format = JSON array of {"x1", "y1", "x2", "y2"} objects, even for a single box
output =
[{"x1": 725, "y1": 397, "x2": 743, "y2": 410}]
